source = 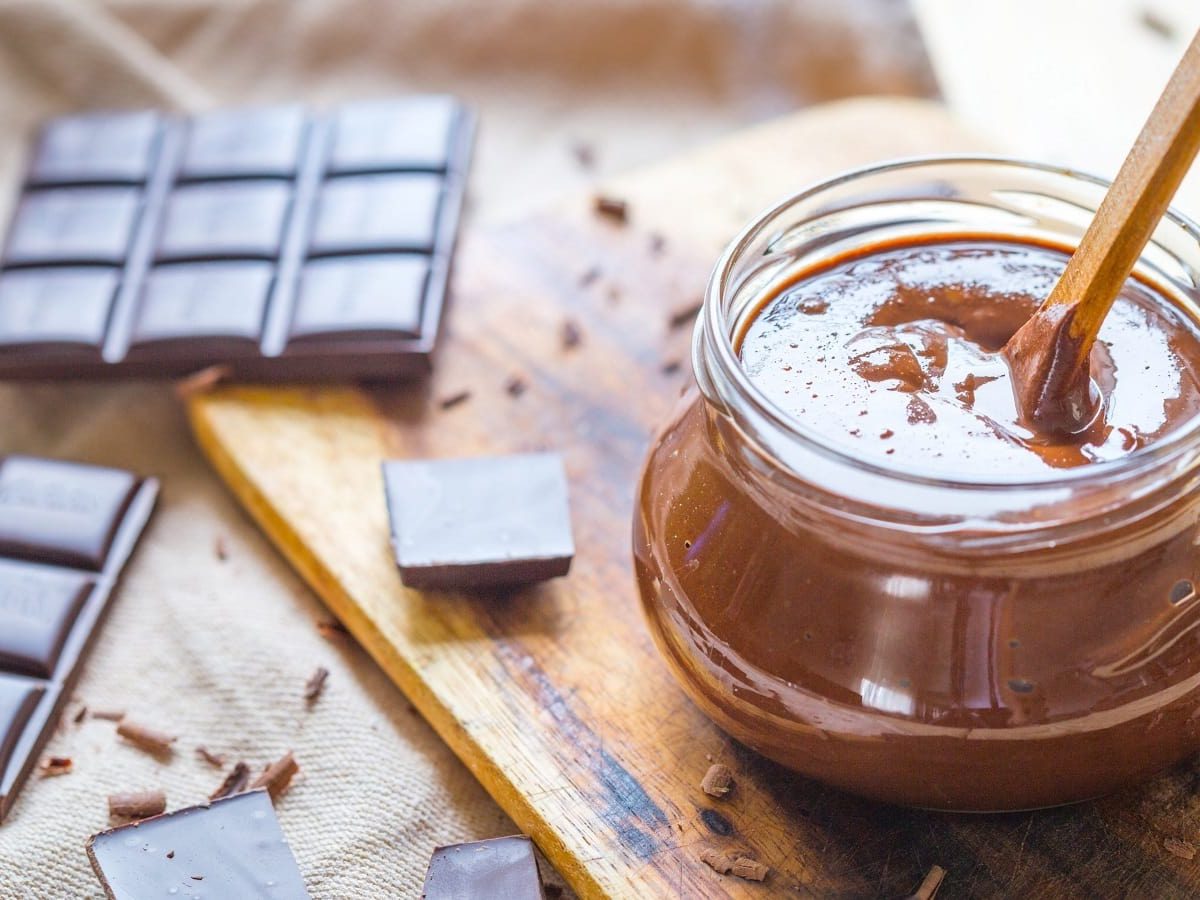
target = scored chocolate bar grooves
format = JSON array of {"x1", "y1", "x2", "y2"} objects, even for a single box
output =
[
  {"x1": 0, "y1": 97, "x2": 475, "y2": 381},
  {"x1": 0, "y1": 456, "x2": 158, "y2": 822}
]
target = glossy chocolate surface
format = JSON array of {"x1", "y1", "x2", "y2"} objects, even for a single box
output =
[
  {"x1": 0, "y1": 456, "x2": 156, "y2": 821},
  {"x1": 0, "y1": 98, "x2": 474, "y2": 381},
  {"x1": 635, "y1": 234, "x2": 1200, "y2": 810},
  {"x1": 87, "y1": 789, "x2": 310, "y2": 899}
]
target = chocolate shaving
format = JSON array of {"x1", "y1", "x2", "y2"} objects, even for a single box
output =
[
  {"x1": 1165, "y1": 837, "x2": 1196, "y2": 860},
  {"x1": 173, "y1": 364, "x2": 231, "y2": 400},
  {"x1": 92, "y1": 709, "x2": 125, "y2": 722},
  {"x1": 700, "y1": 763, "x2": 735, "y2": 798},
  {"x1": 700, "y1": 847, "x2": 768, "y2": 882},
  {"x1": 438, "y1": 390, "x2": 471, "y2": 410},
  {"x1": 39, "y1": 756, "x2": 73, "y2": 777},
  {"x1": 699, "y1": 847, "x2": 737, "y2": 875},
  {"x1": 210, "y1": 761, "x2": 252, "y2": 800},
  {"x1": 196, "y1": 746, "x2": 226, "y2": 767},
  {"x1": 316, "y1": 618, "x2": 349, "y2": 640},
  {"x1": 108, "y1": 790, "x2": 166, "y2": 821},
  {"x1": 913, "y1": 864, "x2": 947, "y2": 900},
  {"x1": 116, "y1": 719, "x2": 177, "y2": 757},
  {"x1": 73, "y1": 706, "x2": 88, "y2": 724},
  {"x1": 1141, "y1": 8, "x2": 1176, "y2": 40},
  {"x1": 304, "y1": 666, "x2": 330, "y2": 705},
  {"x1": 504, "y1": 375, "x2": 527, "y2": 398},
  {"x1": 668, "y1": 300, "x2": 703, "y2": 331},
  {"x1": 730, "y1": 857, "x2": 770, "y2": 882},
  {"x1": 561, "y1": 319, "x2": 582, "y2": 350},
  {"x1": 593, "y1": 194, "x2": 628, "y2": 224},
  {"x1": 214, "y1": 535, "x2": 228, "y2": 561},
  {"x1": 252, "y1": 751, "x2": 299, "y2": 802}
]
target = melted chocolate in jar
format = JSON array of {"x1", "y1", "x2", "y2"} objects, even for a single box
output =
[{"x1": 738, "y1": 238, "x2": 1200, "y2": 472}]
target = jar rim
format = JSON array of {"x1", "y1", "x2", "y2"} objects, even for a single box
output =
[{"x1": 701, "y1": 154, "x2": 1200, "y2": 492}]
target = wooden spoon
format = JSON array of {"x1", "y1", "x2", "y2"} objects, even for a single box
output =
[{"x1": 1004, "y1": 27, "x2": 1200, "y2": 437}]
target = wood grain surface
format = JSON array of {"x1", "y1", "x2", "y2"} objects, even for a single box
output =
[{"x1": 187, "y1": 98, "x2": 1200, "y2": 898}]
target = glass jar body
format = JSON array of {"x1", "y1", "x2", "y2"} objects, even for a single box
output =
[{"x1": 633, "y1": 159, "x2": 1200, "y2": 811}]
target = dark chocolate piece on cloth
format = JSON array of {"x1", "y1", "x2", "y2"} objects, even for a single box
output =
[
  {"x1": 383, "y1": 453, "x2": 575, "y2": 589},
  {"x1": 0, "y1": 455, "x2": 157, "y2": 823},
  {"x1": 87, "y1": 789, "x2": 311, "y2": 900},
  {"x1": 0, "y1": 96, "x2": 474, "y2": 382},
  {"x1": 28, "y1": 111, "x2": 162, "y2": 186},
  {"x1": 421, "y1": 835, "x2": 546, "y2": 900}
]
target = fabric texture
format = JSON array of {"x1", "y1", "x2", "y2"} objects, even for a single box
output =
[{"x1": 0, "y1": 1, "x2": 933, "y2": 896}]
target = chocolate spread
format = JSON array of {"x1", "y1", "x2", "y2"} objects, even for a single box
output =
[{"x1": 634, "y1": 234, "x2": 1200, "y2": 810}]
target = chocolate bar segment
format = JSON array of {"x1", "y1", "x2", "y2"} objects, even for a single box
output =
[
  {"x1": 421, "y1": 835, "x2": 546, "y2": 900},
  {"x1": 0, "y1": 456, "x2": 156, "y2": 822},
  {"x1": 130, "y1": 261, "x2": 273, "y2": 355},
  {"x1": 180, "y1": 105, "x2": 307, "y2": 180},
  {"x1": 383, "y1": 453, "x2": 575, "y2": 589},
  {"x1": 29, "y1": 111, "x2": 161, "y2": 186},
  {"x1": 0, "y1": 268, "x2": 117, "y2": 352},
  {"x1": 5, "y1": 188, "x2": 141, "y2": 266},
  {"x1": 0, "y1": 563, "x2": 91, "y2": 679},
  {"x1": 87, "y1": 789, "x2": 311, "y2": 899},
  {"x1": 0, "y1": 96, "x2": 473, "y2": 381}
]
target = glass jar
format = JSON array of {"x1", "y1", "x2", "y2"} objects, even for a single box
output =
[{"x1": 633, "y1": 158, "x2": 1200, "y2": 811}]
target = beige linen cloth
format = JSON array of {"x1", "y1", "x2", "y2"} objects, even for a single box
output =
[{"x1": 0, "y1": 1, "x2": 933, "y2": 896}]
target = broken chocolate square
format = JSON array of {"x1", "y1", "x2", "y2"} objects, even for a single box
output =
[
  {"x1": 422, "y1": 835, "x2": 545, "y2": 900},
  {"x1": 383, "y1": 453, "x2": 574, "y2": 589}
]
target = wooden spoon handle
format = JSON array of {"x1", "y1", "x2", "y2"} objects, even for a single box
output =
[{"x1": 1044, "y1": 27, "x2": 1200, "y2": 346}]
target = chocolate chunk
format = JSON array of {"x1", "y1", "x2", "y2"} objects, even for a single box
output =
[
  {"x1": 29, "y1": 111, "x2": 161, "y2": 186},
  {"x1": 288, "y1": 255, "x2": 427, "y2": 343},
  {"x1": 129, "y1": 261, "x2": 273, "y2": 355},
  {"x1": 0, "y1": 562, "x2": 91, "y2": 678},
  {"x1": 180, "y1": 105, "x2": 306, "y2": 180},
  {"x1": 330, "y1": 95, "x2": 462, "y2": 173},
  {"x1": 383, "y1": 453, "x2": 574, "y2": 589},
  {"x1": 88, "y1": 789, "x2": 310, "y2": 899},
  {"x1": 108, "y1": 789, "x2": 166, "y2": 821},
  {"x1": 157, "y1": 181, "x2": 292, "y2": 261},
  {"x1": 0, "y1": 97, "x2": 473, "y2": 382},
  {"x1": 0, "y1": 456, "x2": 138, "y2": 571},
  {"x1": 6, "y1": 187, "x2": 141, "y2": 266},
  {"x1": 0, "y1": 268, "x2": 118, "y2": 353},
  {"x1": 422, "y1": 835, "x2": 545, "y2": 900},
  {"x1": 309, "y1": 173, "x2": 442, "y2": 255},
  {"x1": 0, "y1": 456, "x2": 156, "y2": 822}
]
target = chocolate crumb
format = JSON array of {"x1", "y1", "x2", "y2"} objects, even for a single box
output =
[
  {"x1": 214, "y1": 535, "x2": 228, "y2": 561},
  {"x1": 701, "y1": 763, "x2": 735, "y2": 798},
  {"x1": 166, "y1": 851, "x2": 174, "y2": 859},
  {"x1": 504, "y1": 375, "x2": 528, "y2": 398},
  {"x1": 699, "y1": 847, "x2": 738, "y2": 875},
  {"x1": 108, "y1": 790, "x2": 166, "y2": 821},
  {"x1": 196, "y1": 746, "x2": 226, "y2": 768},
  {"x1": 316, "y1": 619, "x2": 350, "y2": 640},
  {"x1": 210, "y1": 761, "x2": 252, "y2": 801},
  {"x1": 668, "y1": 300, "x2": 704, "y2": 331},
  {"x1": 571, "y1": 141, "x2": 596, "y2": 170},
  {"x1": 579, "y1": 265, "x2": 602, "y2": 287},
  {"x1": 1165, "y1": 837, "x2": 1196, "y2": 860},
  {"x1": 913, "y1": 864, "x2": 947, "y2": 900},
  {"x1": 593, "y1": 194, "x2": 628, "y2": 224},
  {"x1": 661, "y1": 359, "x2": 682, "y2": 376},
  {"x1": 72, "y1": 706, "x2": 87, "y2": 724},
  {"x1": 304, "y1": 666, "x2": 330, "y2": 705},
  {"x1": 117, "y1": 720, "x2": 176, "y2": 757},
  {"x1": 39, "y1": 756, "x2": 72, "y2": 777},
  {"x1": 561, "y1": 319, "x2": 583, "y2": 350},
  {"x1": 191, "y1": 875, "x2": 203, "y2": 881},
  {"x1": 649, "y1": 232, "x2": 667, "y2": 256},
  {"x1": 252, "y1": 751, "x2": 299, "y2": 802},
  {"x1": 1141, "y1": 8, "x2": 1176, "y2": 40},
  {"x1": 92, "y1": 709, "x2": 125, "y2": 722},
  {"x1": 438, "y1": 390, "x2": 471, "y2": 411},
  {"x1": 730, "y1": 857, "x2": 769, "y2": 882}
]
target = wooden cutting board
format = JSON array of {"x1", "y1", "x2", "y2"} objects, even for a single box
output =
[{"x1": 186, "y1": 98, "x2": 1200, "y2": 899}]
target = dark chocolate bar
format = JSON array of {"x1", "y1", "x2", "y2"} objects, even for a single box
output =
[
  {"x1": 383, "y1": 453, "x2": 574, "y2": 589},
  {"x1": 421, "y1": 835, "x2": 546, "y2": 899},
  {"x1": 87, "y1": 788, "x2": 310, "y2": 899},
  {"x1": 0, "y1": 97, "x2": 474, "y2": 381},
  {"x1": 0, "y1": 455, "x2": 157, "y2": 822}
]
